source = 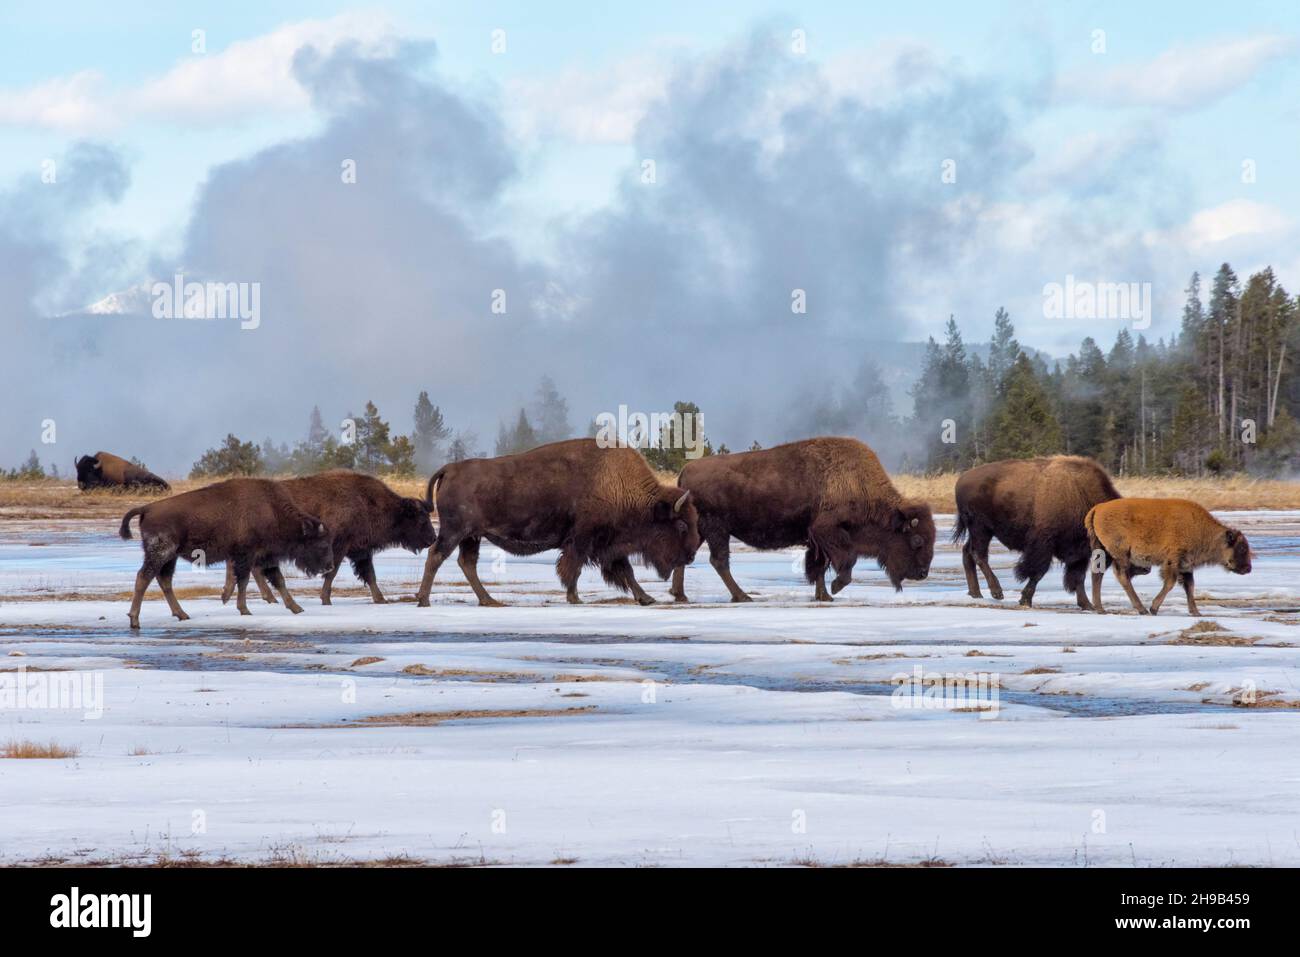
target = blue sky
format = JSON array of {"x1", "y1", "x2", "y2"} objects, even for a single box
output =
[
  {"x1": 4, "y1": 0, "x2": 1297, "y2": 286},
  {"x1": 2, "y1": 2, "x2": 1299, "y2": 467}
]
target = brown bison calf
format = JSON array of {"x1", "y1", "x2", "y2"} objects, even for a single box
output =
[
  {"x1": 76, "y1": 451, "x2": 169, "y2": 491},
  {"x1": 416, "y1": 439, "x2": 700, "y2": 607},
  {"x1": 1085, "y1": 498, "x2": 1252, "y2": 616},
  {"x1": 119, "y1": 478, "x2": 333, "y2": 629},
  {"x1": 669, "y1": 437, "x2": 934, "y2": 603},
  {"x1": 953, "y1": 456, "x2": 1126, "y2": 610},
  {"x1": 220, "y1": 470, "x2": 435, "y2": 606}
]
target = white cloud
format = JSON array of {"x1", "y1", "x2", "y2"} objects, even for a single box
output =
[
  {"x1": 0, "y1": 13, "x2": 397, "y2": 132},
  {"x1": 1166, "y1": 199, "x2": 1293, "y2": 248},
  {"x1": 1060, "y1": 34, "x2": 1298, "y2": 109}
]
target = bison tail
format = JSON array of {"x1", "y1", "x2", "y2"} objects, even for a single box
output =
[
  {"x1": 1083, "y1": 506, "x2": 1099, "y2": 552},
  {"x1": 119, "y1": 505, "x2": 147, "y2": 540},
  {"x1": 951, "y1": 509, "x2": 970, "y2": 545},
  {"x1": 424, "y1": 467, "x2": 449, "y2": 510}
]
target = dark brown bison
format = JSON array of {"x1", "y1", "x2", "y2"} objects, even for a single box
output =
[
  {"x1": 953, "y1": 455, "x2": 1132, "y2": 610},
  {"x1": 118, "y1": 478, "x2": 333, "y2": 629},
  {"x1": 75, "y1": 451, "x2": 169, "y2": 491},
  {"x1": 415, "y1": 438, "x2": 700, "y2": 607},
  {"x1": 219, "y1": 470, "x2": 435, "y2": 606},
  {"x1": 668, "y1": 437, "x2": 935, "y2": 603}
]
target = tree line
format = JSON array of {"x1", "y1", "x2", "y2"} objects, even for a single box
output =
[{"x1": 905, "y1": 262, "x2": 1299, "y2": 476}]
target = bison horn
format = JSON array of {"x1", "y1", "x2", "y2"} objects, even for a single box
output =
[
  {"x1": 910, "y1": 517, "x2": 919, "y2": 528},
  {"x1": 673, "y1": 490, "x2": 690, "y2": 514}
]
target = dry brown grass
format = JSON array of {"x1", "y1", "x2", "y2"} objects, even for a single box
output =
[
  {"x1": 893, "y1": 471, "x2": 1300, "y2": 512},
  {"x1": 5, "y1": 471, "x2": 1300, "y2": 524},
  {"x1": 2, "y1": 740, "x2": 80, "y2": 759},
  {"x1": 283, "y1": 706, "x2": 598, "y2": 728}
]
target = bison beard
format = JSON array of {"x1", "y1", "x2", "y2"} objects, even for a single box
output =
[
  {"x1": 668, "y1": 437, "x2": 935, "y2": 603},
  {"x1": 118, "y1": 478, "x2": 333, "y2": 629},
  {"x1": 415, "y1": 439, "x2": 700, "y2": 607}
]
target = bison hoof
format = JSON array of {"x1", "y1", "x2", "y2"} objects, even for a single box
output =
[
  {"x1": 731, "y1": 593, "x2": 753, "y2": 603},
  {"x1": 967, "y1": 590, "x2": 982, "y2": 600},
  {"x1": 814, "y1": 594, "x2": 834, "y2": 603},
  {"x1": 174, "y1": 612, "x2": 190, "y2": 622},
  {"x1": 238, "y1": 608, "x2": 252, "y2": 616},
  {"x1": 1018, "y1": 597, "x2": 1033, "y2": 608},
  {"x1": 128, "y1": 616, "x2": 140, "y2": 630},
  {"x1": 479, "y1": 598, "x2": 505, "y2": 607},
  {"x1": 373, "y1": 596, "x2": 387, "y2": 605},
  {"x1": 286, "y1": 604, "x2": 304, "y2": 615},
  {"x1": 636, "y1": 595, "x2": 657, "y2": 606},
  {"x1": 417, "y1": 596, "x2": 431, "y2": 608},
  {"x1": 671, "y1": 594, "x2": 689, "y2": 604},
  {"x1": 990, "y1": 589, "x2": 1004, "y2": 600},
  {"x1": 220, "y1": 592, "x2": 231, "y2": 605}
]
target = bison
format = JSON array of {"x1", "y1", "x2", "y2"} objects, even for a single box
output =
[
  {"x1": 668, "y1": 437, "x2": 935, "y2": 603},
  {"x1": 220, "y1": 470, "x2": 435, "y2": 606},
  {"x1": 1086, "y1": 497, "x2": 1252, "y2": 616},
  {"x1": 118, "y1": 478, "x2": 333, "y2": 629},
  {"x1": 75, "y1": 451, "x2": 169, "y2": 491},
  {"x1": 952, "y1": 455, "x2": 1130, "y2": 610},
  {"x1": 415, "y1": 438, "x2": 700, "y2": 607}
]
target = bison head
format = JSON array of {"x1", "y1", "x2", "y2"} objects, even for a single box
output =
[
  {"x1": 75, "y1": 455, "x2": 104, "y2": 490},
  {"x1": 393, "y1": 497, "x2": 437, "y2": 553},
  {"x1": 877, "y1": 502, "x2": 935, "y2": 589},
  {"x1": 290, "y1": 516, "x2": 335, "y2": 577},
  {"x1": 1223, "y1": 528, "x2": 1252, "y2": 575},
  {"x1": 640, "y1": 488, "x2": 701, "y2": 578}
]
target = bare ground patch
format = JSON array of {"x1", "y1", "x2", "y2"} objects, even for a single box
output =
[{"x1": 281, "y1": 705, "x2": 598, "y2": 728}]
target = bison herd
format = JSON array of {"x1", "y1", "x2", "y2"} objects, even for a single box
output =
[{"x1": 97, "y1": 436, "x2": 1255, "y2": 629}]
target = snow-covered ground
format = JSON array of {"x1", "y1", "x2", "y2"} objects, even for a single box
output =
[{"x1": 2, "y1": 512, "x2": 1298, "y2": 866}]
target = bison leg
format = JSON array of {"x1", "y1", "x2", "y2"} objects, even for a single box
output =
[
  {"x1": 557, "y1": 543, "x2": 585, "y2": 604},
  {"x1": 965, "y1": 526, "x2": 1003, "y2": 599},
  {"x1": 1014, "y1": 545, "x2": 1053, "y2": 607},
  {"x1": 416, "y1": 531, "x2": 461, "y2": 606},
  {"x1": 157, "y1": 558, "x2": 190, "y2": 622},
  {"x1": 961, "y1": 543, "x2": 982, "y2": 599},
  {"x1": 251, "y1": 568, "x2": 277, "y2": 603},
  {"x1": 127, "y1": 567, "x2": 156, "y2": 630},
  {"x1": 809, "y1": 520, "x2": 856, "y2": 600},
  {"x1": 706, "y1": 536, "x2": 752, "y2": 603},
  {"x1": 1112, "y1": 560, "x2": 1149, "y2": 615},
  {"x1": 353, "y1": 554, "x2": 386, "y2": 604},
  {"x1": 222, "y1": 565, "x2": 277, "y2": 604},
  {"x1": 1063, "y1": 559, "x2": 1092, "y2": 611},
  {"x1": 1181, "y1": 571, "x2": 1200, "y2": 616},
  {"x1": 319, "y1": 564, "x2": 340, "y2": 605},
  {"x1": 805, "y1": 547, "x2": 832, "y2": 602},
  {"x1": 128, "y1": 536, "x2": 174, "y2": 629},
  {"x1": 1148, "y1": 564, "x2": 1180, "y2": 616},
  {"x1": 457, "y1": 537, "x2": 502, "y2": 607},
  {"x1": 601, "y1": 555, "x2": 656, "y2": 606},
  {"x1": 263, "y1": 566, "x2": 304, "y2": 614},
  {"x1": 669, "y1": 565, "x2": 689, "y2": 603},
  {"x1": 230, "y1": 558, "x2": 254, "y2": 616}
]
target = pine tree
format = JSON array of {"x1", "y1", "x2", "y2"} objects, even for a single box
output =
[
  {"x1": 531, "y1": 376, "x2": 572, "y2": 445},
  {"x1": 412, "y1": 391, "x2": 451, "y2": 471},
  {"x1": 987, "y1": 354, "x2": 1064, "y2": 460}
]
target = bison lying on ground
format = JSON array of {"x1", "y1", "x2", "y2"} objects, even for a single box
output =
[
  {"x1": 119, "y1": 478, "x2": 333, "y2": 629},
  {"x1": 953, "y1": 455, "x2": 1129, "y2": 610},
  {"x1": 416, "y1": 438, "x2": 700, "y2": 607},
  {"x1": 220, "y1": 470, "x2": 435, "y2": 606},
  {"x1": 76, "y1": 451, "x2": 169, "y2": 491},
  {"x1": 669, "y1": 437, "x2": 934, "y2": 603},
  {"x1": 1086, "y1": 497, "x2": 1252, "y2": 616}
]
